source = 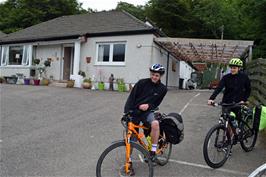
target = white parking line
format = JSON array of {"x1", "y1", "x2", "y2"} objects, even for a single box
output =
[
  {"x1": 189, "y1": 103, "x2": 210, "y2": 107},
  {"x1": 179, "y1": 93, "x2": 201, "y2": 115},
  {"x1": 169, "y1": 159, "x2": 248, "y2": 176}
]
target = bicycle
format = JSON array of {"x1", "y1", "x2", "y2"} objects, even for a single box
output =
[
  {"x1": 248, "y1": 163, "x2": 266, "y2": 177},
  {"x1": 203, "y1": 102, "x2": 258, "y2": 168},
  {"x1": 96, "y1": 110, "x2": 172, "y2": 177}
]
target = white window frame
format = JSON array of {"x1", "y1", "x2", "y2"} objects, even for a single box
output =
[
  {"x1": 95, "y1": 42, "x2": 126, "y2": 66},
  {"x1": 0, "y1": 44, "x2": 32, "y2": 67}
]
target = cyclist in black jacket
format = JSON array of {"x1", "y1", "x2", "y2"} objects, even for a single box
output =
[
  {"x1": 208, "y1": 58, "x2": 251, "y2": 105},
  {"x1": 124, "y1": 64, "x2": 167, "y2": 161},
  {"x1": 208, "y1": 58, "x2": 251, "y2": 143}
]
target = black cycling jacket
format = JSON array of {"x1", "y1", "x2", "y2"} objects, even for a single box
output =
[
  {"x1": 209, "y1": 72, "x2": 251, "y2": 103},
  {"x1": 124, "y1": 78, "x2": 167, "y2": 115}
]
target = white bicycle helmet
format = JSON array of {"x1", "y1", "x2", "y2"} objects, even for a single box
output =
[{"x1": 149, "y1": 64, "x2": 165, "y2": 75}]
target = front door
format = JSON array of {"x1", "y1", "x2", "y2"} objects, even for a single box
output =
[{"x1": 63, "y1": 47, "x2": 73, "y2": 80}]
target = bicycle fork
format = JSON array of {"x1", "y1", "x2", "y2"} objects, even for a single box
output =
[{"x1": 125, "y1": 130, "x2": 132, "y2": 174}]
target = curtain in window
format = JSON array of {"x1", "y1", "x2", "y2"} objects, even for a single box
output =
[
  {"x1": 98, "y1": 44, "x2": 110, "y2": 62},
  {"x1": 98, "y1": 45, "x2": 104, "y2": 62},
  {"x1": 0, "y1": 47, "x2": 1, "y2": 66},
  {"x1": 22, "y1": 45, "x2": 32, "y2": 65},
  {"x1": 1, "y1": 46, "x2": 9, "y2": 66}
]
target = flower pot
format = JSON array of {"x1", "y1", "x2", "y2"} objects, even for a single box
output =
[
  {"x1": 33, "y1": 79, "x2": 40, "y2": 86},
  {"x1": 41, "y1": 79, "x2": 49, "y2": 86},
  {"x1": 83, "y1": 82, "x2": 92, "y2": 89},
  {"x1": 66, "y1": 80, "x2": 75, "y2": 88},
  {"x1": 0, "y1": 77, "x2": 4, "y2": 84},
  {"x1": 5, "y1": 76, "x2": 18, "y2": 84},
  {"x1": 118, "y1": 84, "x2": 126, "y2": 92},
  {"x1": 98, "y1": 82, "x2": 105, "y2": 90},
  {"x1": 24, "y1": 78, "x2": 31, "y2": 85},
  {"x1": 118, "y1": 84, "x2": 124, "y2": 92}
]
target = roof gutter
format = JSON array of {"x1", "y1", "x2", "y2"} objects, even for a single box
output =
[{"x1": 0, "y1": 29, "x2": 160, "y2": 45}]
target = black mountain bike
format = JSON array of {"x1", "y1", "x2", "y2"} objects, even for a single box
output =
[{"x1": 203, "y1": 102, "x2": 258, "y2": 168}]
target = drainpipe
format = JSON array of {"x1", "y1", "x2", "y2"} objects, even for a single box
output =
[
  {"x1": 166, "y1": 52, "x2": 170, "y2": 87},
  {"x1": 248, "y1": 45, "x2": 252, "y2": 63}
]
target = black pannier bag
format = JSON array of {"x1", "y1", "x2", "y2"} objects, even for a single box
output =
[{"x1": 160, "y1": 113, "x2": 184, "y2": 144}]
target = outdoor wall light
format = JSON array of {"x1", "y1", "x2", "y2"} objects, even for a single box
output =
[{"x1": 136, "y1": 44, "x2": 142, "y2": 48}]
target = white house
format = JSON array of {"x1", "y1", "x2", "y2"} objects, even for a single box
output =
[{"x1": 0, "y1": 10, "x2": 195, "y2": 89}]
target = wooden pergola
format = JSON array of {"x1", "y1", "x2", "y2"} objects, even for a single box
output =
[{"x1": 155, "y1": 37, "x2": 254, "y2": 64}]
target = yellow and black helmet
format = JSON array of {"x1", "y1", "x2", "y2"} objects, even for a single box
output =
[{"x1": 228, "y1": 58, "x2": 243, "y2": 67}]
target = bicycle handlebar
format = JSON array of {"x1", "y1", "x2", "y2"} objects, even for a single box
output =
[
  {"x1": 123, "y1": 108, "x2": 159, "y2": 117},
  {"x1": 210, "y1": 102, "x2": 247, "y2": 108}
]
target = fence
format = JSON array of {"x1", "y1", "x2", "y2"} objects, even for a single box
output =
[{"x1": 247, "y1": 58, "x2": 266, "y2": 105}]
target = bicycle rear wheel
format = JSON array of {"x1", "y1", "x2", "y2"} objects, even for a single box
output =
[
  {"x1": 203, "y1": 124, "x2": 231, "y2": 168},
  {"x1": 156, "y1": 133, "x2": 172, "y2": 166},
  {"x1": 240, "y1": 114, "x2": 258, "y2": 152},
  {"x1": 96, "y1": 141, "x2": 153, "y2": 177}
]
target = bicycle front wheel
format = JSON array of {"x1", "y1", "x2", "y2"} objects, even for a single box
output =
[
  {"x1": 96, "y1": 141, "x2": 153, "y2": 177},
  {"x1": 240, "y1": 114, "x2": 258, "y2": 152},
  {"x1": 203, "y1": 124, "x2": 231, "y2": 168}
]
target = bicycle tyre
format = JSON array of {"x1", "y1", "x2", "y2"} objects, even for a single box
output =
[
  {"x1": 240, "y1": 114, "x2": 258, "y2": 152},
  {"x1": 156, "y1": 131, "x2": 172, "y2": 166},
  {"x1": 203, "y1": 124, "x2": 231, "y2": 168},
  {"x1": 96, "y1": 141, "x2": 153, "y2": 177},
  {"x1": 156, "y1": 142, "x2": 172, "y2": 166}
]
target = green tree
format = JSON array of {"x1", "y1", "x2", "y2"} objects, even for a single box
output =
[
  {"x1": 0, "y1": 0, "x2": 86, "y2": 33},
  {"x1": 116, "y1": 2, "x2": 145, "y2": 21},
  {"x1": 145, "y1": 0, "x2": 193, "y2": 37}
]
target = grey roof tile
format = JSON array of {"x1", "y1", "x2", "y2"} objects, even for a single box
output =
[
  {"x1": 0, "y1": 31, "x2": 7, "y2": 40},
  {"x1": 1, "y1": 10, "x2": 158, "y2": 44}
]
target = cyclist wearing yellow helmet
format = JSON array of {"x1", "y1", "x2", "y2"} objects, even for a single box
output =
[
  {"x1": 208, "y1": 58, "x2": 251, "y2": 144},
  {"x1": 208, "y1": 58, "x2": 251, "y2": 105}
]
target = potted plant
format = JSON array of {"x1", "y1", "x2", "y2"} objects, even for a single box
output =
[
  {"x1": 98, "y1": 81, "x2": 105, "y2": 90},
  {"x1": 78, "y1": 70, "x2": 86, "y2": 78},
  {"x1": 41, "y1": 78, "x2": 50, "y2": 86},
  {"x1": 33, "y1": 76, "x2": 40, "y2": 86},
  {"x1": 24, "y1": 77, "x2": 31, "y2": 85},
  {"x1": 117, "y1": 78, "x2": 126, "y2": 92},
  {"x1": 0, "y1": 76, "x2": 4, "y2": 84},
  {"x1": 33, "y1": 59, "x2": 52, "y2": 86},
  {"x1": 82, "y1": 78, "x2": 92, "y2": 89},
  {"x1": 33, "y1": 58, "x2": 40, "y2": 65},
  {"x1": 6, "y1": 75, "x2": 18, "y2": 84},
  {"x1": 41, "y1": 59, "x2": 51, "y2": 86},
  {"x1": 66, "y1": 80, "x2": 75, "y2": 88}
]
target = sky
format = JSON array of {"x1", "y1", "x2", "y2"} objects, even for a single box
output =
[
  {"x1": 0, "y1": 0, "x2": 149, "y2": 11},
  {"x1": 79, "y1": 0, "x2": 148, "y2": 11}
]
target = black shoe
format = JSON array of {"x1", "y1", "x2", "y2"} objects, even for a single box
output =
[
  {"x1": 149, "y1": 151, "x2": 158, "y2": 166},
  {"x1": 233, "y1": 135, "x2": 238, "y2": 145},
  {"x1": 128, "y1": 167, "x2": 135, "y2": 176}
]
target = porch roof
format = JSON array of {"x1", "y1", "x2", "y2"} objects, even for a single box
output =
[{"x1": 155, "y1": 37, "x2": 254, "y2": 64}]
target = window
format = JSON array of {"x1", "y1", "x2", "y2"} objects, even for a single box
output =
[
  {"x1": 96, "y1": 42, "x2": 126, "y2": 65},
  {"x1": 98, "y1": 44, "x2": 110, "y2": 62},
  {"x1": 0, "y1": 45, "x2": 32, "y2": 66},
  {"x1": 9, "y1": 46, "x2": 23, "y2": 65},
  {"x1": 113, "y1": 44, "x2": 125, "y2": 62}
]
